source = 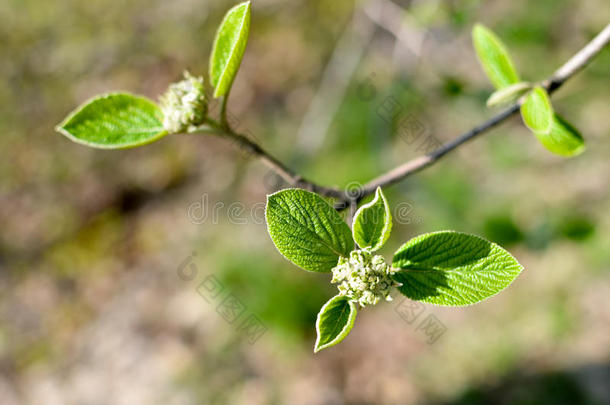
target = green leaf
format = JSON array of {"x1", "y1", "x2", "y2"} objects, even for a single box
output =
[
  {"x1": 352, "y1": 187, "x2": 392, "y2": 251},
  {"x1": 392, "y1": 231, "x2": 523, "y2": 306},
  {"x1": 486, "y1": 82, "x2": 532, "y2": 107},
  {"x1": 521, "y1": 86, "x2": 554, "y2": 134},
  {"x1": 314, "y1": 295, "x2": 357, "y2": 353},
  {"x1": 266, "y1": 189, "x2": 354, "y2": 273},
  {"x1": 56, "y1": 93, "x2": 166, "y2": 149},
  {"x1": 472, "y1": 24, "x2": 520, "y2": 89},
  {"x1": 209, "y1": 1, "x2": 251, "y2": 98},
  {"x1": 534, "y1": 114, "x2": 585, "y2": 156}
]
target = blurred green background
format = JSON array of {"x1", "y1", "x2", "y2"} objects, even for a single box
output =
[{"x1": 1, "y1": 0, "x2": 609, "y2": 404}]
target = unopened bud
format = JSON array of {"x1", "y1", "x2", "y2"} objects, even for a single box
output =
[
  {"x1": 160, "y1": 71, "x2": 207, "y2": 133},
  {"x1": 331, "y1": 249, "x2": 399, "y2": 307}
]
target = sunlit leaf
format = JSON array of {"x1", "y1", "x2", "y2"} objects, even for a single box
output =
[
  {"x1": 56, "y1": 93, "x2": 166, "y2": 149},
  {"x1": 314, "y1": 295, "x2": 357, "y2": 353},
  {"x1": 534, "y1": 114, "x2": 585, "y2": 156},
  {"x1": 473, "y1": 24, "x2": 520, "y2": 89},
  {"x1": 392, "y1": 231, "x2": 523, "y2": 306},
  {"x1": 266, "y1": 189, "x2": 354, "y2": 273},
  {"x1": 209, "y1": 1, "x2": 251, "y2": 98},
  {"x1": 521, "y1": 86, "x2": 553, "y2": 134},
  {"x1": 352, "y1": 187, "x2": 392, "y2": 251}
]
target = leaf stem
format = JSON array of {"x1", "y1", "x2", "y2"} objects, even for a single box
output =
[{"x1": 220, "y1": 94, "x2": 230, "y2": 129}]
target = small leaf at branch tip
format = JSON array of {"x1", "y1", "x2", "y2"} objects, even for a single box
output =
[
  {"x1": 534, "y1": 114, "x2": 586, "y2": 157},
  {"x1": 486, "y1": 82, "x2": 532, "y2": 107},
  {"x1": 472, "y1": 23, "x2": 520, "y2": 90},
  {"x1": 521, "y1": 86, "x2": 554, "y2": 134},
  {"x1": 209, "y1": 1, "x2": 252, "y2": 98},
  {"x1": 352, "y1": 187, "x2": 392, "y2": 251},
  {"x1": 314, "y1": 295, "x2": 357, "y2": 353}
]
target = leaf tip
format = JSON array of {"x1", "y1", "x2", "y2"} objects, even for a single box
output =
[
  {"x1": 55, "y1": 123, "x2": 76, "y2": 142},
  {"x1": 472, "y1": 23, "x2": 494, "y2": 42},
  {"x1": 572, "y1": 143, "x2": 586, "y2": 156},
  {"x1": 54, "y1": 123, "x2": 66, "y2": 135},
  {"x1": 472, "y1": 22, "x2": 486, "y2": 34}
]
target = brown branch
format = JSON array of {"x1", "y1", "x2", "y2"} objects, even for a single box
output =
[{"x1": 194, "y1": 23, "x2": 610, "y2": 210}]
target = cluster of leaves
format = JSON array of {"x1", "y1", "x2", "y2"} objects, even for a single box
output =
[
  {"x1": 473, "y1": 24, "x2": 585, "y2": 156},
  {"x1": 56, "y1": 1, "x2": 252, "y2": 148},
  {"x1": 266, "y1": 188, "x2": 523, "y2": 352}
]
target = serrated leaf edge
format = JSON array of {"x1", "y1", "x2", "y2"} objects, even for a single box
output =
[
  {"x1": 391, "y1": 230, "x2": 524, "y2": 308},
  {"x1": 264, "y1": 188, "x2": 352, "y2": 272},
  {"x1": 314, "y1": 295, "x2": 357, "y2": 353},
  {"x1": 352, "y1": 186, "x2": 392, "y2": 251}
]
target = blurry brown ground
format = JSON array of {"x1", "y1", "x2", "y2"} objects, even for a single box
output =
[{"x1": 0, "y1": 0, "x2": 609, "y2": 404}]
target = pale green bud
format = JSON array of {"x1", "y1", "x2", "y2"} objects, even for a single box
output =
[
  {"x1": 160, "y1": 71, "x2": 207, "y2": 133},
  {"x1": 330, "y1": 249, "x2": 398, "y2": 307}
]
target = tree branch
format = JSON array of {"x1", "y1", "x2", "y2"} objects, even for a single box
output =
[
  {"x1": 191, "y1": 118, "x2": 346, "y2": 199},
  {"x1": 192, "y1": 23, "x2": 610, "y2": 211}
]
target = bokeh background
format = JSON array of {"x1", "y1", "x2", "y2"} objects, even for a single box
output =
[{"x1": 1, "y1": 0, "x2": 609, "y2": 404}]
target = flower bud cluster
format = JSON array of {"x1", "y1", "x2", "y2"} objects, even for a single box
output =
[
  {"x1": 160, "y1": 72, "x2": 207, "y2": 133},
  {"x1": 331, "y1": 249, "x2": 398, "y2": 307}
]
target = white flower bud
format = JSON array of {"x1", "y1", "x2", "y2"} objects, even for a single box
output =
[
  {"x1": 160, "y1": 71, "x2": 207, "y2": 133},
  {"x1": 330, "y1": 249, "x2": 398, "y2": 307}
]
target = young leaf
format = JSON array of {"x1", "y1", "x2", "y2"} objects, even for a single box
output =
[
  {"x1": 56, "y1": 93, "x2": 166, "y2": 149},
  {"x1": 472, "y1": 24, "x2": 520, "y2": 89},
  {"x1": 486, "y1": 82, "x2": 532, "y2": 107},
  {"x1": 534, "y1": 114, "x2": 585, "y2": 156},
  {"x1": 209, "y1": 1, "x2": 251, "y2": 98},
  {"x1": 392, "y1": 231, "x2": 523, "y2": 306},
  {"x1": 266, "y1": 189, "x2": 354, "y2": 273},
  {"x1": 521, "y1": 86, "x2": 553, "y2": 134},
  {"x1": 314, "y1": 295, "x2": 357, "y2": 353},
  {"x1": 352, "y1": 187, "x2": 392, "y2": 251}
]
